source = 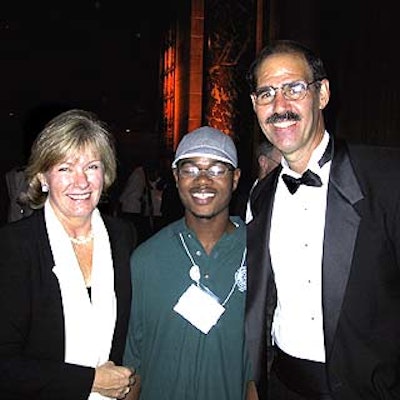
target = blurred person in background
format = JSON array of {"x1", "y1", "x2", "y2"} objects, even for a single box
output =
[
  {"x1": 245, "y1": 139, "x2": 281, "y2": 223},
  {"x1": 118, "y1": 160, "x2": 163, "y2": 244},
  {"x1": 4, "y1": 165, "x2": 33, "y2": 223}
]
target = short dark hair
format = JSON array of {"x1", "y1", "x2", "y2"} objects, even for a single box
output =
[
  {"x1": 256, "y1": 140, "x2": 276, "y2": 159},
  {"x1": 246, "y1": 39, "x2": 327, "y2": 93}
]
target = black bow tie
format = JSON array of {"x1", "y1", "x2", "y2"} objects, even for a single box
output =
[{"x1": 282, "y1": 169, "x2": 322, "y2": 194}]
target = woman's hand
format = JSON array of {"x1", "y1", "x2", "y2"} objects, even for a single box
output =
[{"x1": 92, "y1": 361, "x2": 135, "y2": 399}]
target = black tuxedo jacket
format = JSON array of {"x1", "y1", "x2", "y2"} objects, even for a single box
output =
[
  {"x1": 0, "y1": 209, "x2": 136, "y2": 400},
  {"x1": 246, "y1": 138, "x2": 400, "y2": 399}
]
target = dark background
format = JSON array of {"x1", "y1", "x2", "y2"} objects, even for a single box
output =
[
  {"x1": 0, "y1": 1, "x2": 169, "y2": 222},
  {"x1": 1, "y1": 0, "x2": 399, "y2": 224},
  {"x1": 1, "y1": 1, "x2": 167, "y2": 159}
]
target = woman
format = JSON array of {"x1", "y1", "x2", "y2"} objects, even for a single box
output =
[{"x1": 0, "y1": 109, "x2": 136, "y2": 399}]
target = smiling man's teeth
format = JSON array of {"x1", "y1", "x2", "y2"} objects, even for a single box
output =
[
  {"x1": 193, "y1": 192, "x2": 215, "y2": 199},
  {"x1": 274, "y1": 120, "x2": 296, "y2": 128}
]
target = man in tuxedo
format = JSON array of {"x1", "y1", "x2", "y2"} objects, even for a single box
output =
[{"x1": 245, "y1": 39, "x2": 400, "y2": 400}]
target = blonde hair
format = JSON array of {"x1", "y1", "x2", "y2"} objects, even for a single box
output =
[{"x1": 22, "y1": 109, "x2": 117, "y2": 209}]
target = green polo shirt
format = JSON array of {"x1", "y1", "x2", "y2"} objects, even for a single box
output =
[{"x1": 123, "y1": 217, "x2": 250, "y2": 400}]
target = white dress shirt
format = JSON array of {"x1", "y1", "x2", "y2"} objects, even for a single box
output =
[{"x1": 269, "y1": 131, "x2": 331, "y2": 362}]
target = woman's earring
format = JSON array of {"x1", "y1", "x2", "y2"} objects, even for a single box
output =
[{"x1": 41, "y1": 184, "x2": 49, "y2": 193}]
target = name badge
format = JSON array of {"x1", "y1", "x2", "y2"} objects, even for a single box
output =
[{"x1": 173, "y1": 284, "x2": 225, "y2": 334}]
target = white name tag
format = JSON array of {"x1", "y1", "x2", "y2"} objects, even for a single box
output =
[{"x1": 173, "y1": 284, "x2": 225, "y2": 334}]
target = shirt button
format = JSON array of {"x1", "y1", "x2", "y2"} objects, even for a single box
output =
[
  {"x1": 196, "y1": 250, "x2": 201, "y2": 256},
  {"x1": 204, "y1": 274, "x2": 209, "y2": 279}
]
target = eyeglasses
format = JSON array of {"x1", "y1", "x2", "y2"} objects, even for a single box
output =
[
  {"x1": 178, "y1": 163, "x2": 234, "y2": 179},
  {"x1": 253, "y1": 79, "x2": 321, "y2": 106}
]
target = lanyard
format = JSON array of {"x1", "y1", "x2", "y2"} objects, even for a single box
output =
[{"x1": 178, "y1": 232, "x2": 246, "y2": 306}]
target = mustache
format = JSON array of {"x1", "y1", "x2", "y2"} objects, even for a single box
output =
[{"x1": 266, "y1": 111, "x2": 301, "y2": 124}]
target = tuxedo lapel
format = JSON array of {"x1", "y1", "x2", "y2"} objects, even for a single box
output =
[
  {"x1": 322, "y1": 139, "x2": 363, "y2": 358},
  {"x1": 246, "y1": 170, "x2": 279, "y2": 384},
  {"x1": 247, "y1": 168, "x2": 280, "y2": 288}
]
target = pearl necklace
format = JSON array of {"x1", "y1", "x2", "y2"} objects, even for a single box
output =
[{"x1": 69, "y1": 231, "x2": 93, "y2": 245}]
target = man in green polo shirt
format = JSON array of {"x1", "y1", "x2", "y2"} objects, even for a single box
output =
[{"x1": 123, "y1": 126, "x2": 251, "y2": 399}]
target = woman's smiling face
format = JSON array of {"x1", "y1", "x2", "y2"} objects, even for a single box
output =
[{"x1": 41, "y1": 147, "x2": 104, "y2": 223}]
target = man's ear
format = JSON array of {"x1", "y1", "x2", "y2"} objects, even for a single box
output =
[
  {"x1": 232, "y1": 168, "x2": 241, "y2": 191},
  {"x1": 172, "y1": 169, "x2": 179, "y2": 185},
  {"x1": 250, "y1": 94, "x2": 257, "y2": 112},
  {"x1": 318, "y1": 78, "x2": 330, "y2": 110}
]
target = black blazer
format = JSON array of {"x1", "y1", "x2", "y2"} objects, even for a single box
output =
[
  {"x1": 246, "y1": 138, "x2": 400, "y2": 399},
  {"x1": 0, "y1": 209, "x2": 136, "y2": 400}
]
